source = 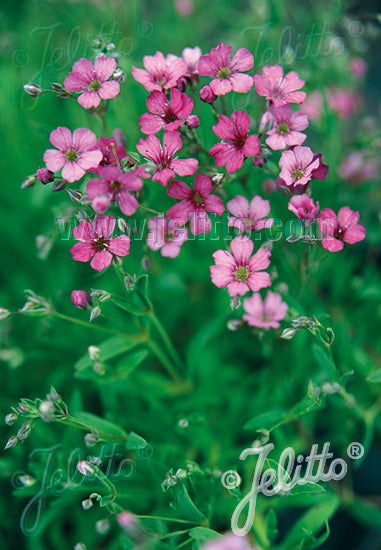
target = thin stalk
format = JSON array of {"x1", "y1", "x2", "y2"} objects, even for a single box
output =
[
  {"x1": 148, "y1": 310, "x2": 185, "y2": 370},
  {"x1": 52, "y1": 311, "x2": 138, "y2": 339},
  {"x1": 148, "y1": 339, "x2": 181, "y2": 383}
]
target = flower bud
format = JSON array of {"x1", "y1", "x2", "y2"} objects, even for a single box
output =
[
  {"x1": 321, "y1": 382, "x2": 341, "y2": 395},
  {"x1": 141, "y1": 256, "x2": 152, "y2": 272},
  {"x1": 96, "y1": 519, "x2": 110, "y2": 535},
  {"x1": 185, "y1": 115, "x2": 199, "y2": 129},
  {"x1": 253, "y1": 156, "x2": 266, "y2": 167},
  {"x1": 84, "y1": 432, "x2": 99, "y2": 446},
  {"x1": 117, "y1": 217, "x2": 130, "y2": 234},
  {"x1": 77, "y1": 460, "x2": 96, "y2": 476},
  {"x1": 176, "y1": 76, "x2": 188, "y2": 92},
  {"x1": 74, "y1": 543, "x2": 87, "y2": 550},
  {"x1": 66, "y1": 188, "x2": 83, "y2": 204},
  {"x1": 88, "y1": 345, "x2": 101, "y2": 361},
  {"x1": 21, "y1": 175, "x2": 37, "y2": 189},
  {"x1": 81, "y1": 498, "x2": 94, "y2": 511},
  {"x1": 39, "y1": 400, "x2": 55, "y2": 422},
  {"x1": 37, "y1": 168, "x2": 54, "y2": 184},
  {"x1": 71, "y1": 290, "x2": 93, "y2": 310},
  {"x1": 281, "y1": 327, "x2": 296, "y2": 340},
  {"x1": 0, "y1": 307, "x2": 10, "y2": 321},
  {"x1": 23, "y1": 82, "x2": 43, "y2": 97},
  {"x1": 106, "y1": 42, "x2": 116, "y2": 51},
  {"x1": 51, "y1": 179, "x2": 67, "y2": 192},
  {"x1": 257, "y1": 111, "x2": 273, "y2": 134},
  {"x1": 229, "y1": 296, "x2": 241, "y2": 311},
  {"x1": 92, "y1": 38, "x2": 102, "y2": 49},
  {"x1": 291, "y1": 315, "x2": 313, "y2": 329},
  {"x1": 17, "y1": 421, "x2": 32, "y2": 440},
  {"x1": 89, "y1": 306, "x2": 101, "y2": 322},
  {"x1": 50, "y1": 82, "x2": 64, "y2": 92},
  {"x1": 200, "y1": 85, "x2": 217, "y2": 104},
  {"x1": 4, "y1": 436, "x2": 18, "y2": 450},
  {"x1": 112, "y1": 68, "x2": 125, "y2": 82},
  {"x1": 178, "y1": 418, "x2": 189, "y2": 428},
  {"x1": 227, "y1": 318, "x2": 244, "y2": 331},
  {"x1": 5, "y1": 413, "x2": 18, "y2": 425}
]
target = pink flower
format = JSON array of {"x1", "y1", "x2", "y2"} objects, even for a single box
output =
[
  {"x1": 200, "y1": 85, "x2": 217, "y2": 104},
  {"x1": 202, "y1": 533, "x2": 255, "y2": 550},
  {"x1": 243, "y1": 291, "x2": 288, "y2": 329},
  {"x1": 265, "y1": 104, "x2": 308, "y2": 150},
  {"x1": 317, "y1": 207, "x2": 366, "y2": 252},
  {"x1": 167, "y1": 174, "x2": 224, "y2": 235},
  {"x1": 37, "y1": 168, "x2": 54, "y2": 184},
  {"x1": 210, "y1": 235, "x2": 271, "y2": 297},
  {"x1": 198, "y1": 43, "x2": 254, "y2": 95},
  {"x1": 181, "y1": 47, "x2": 202, "y2": 79},
  {"x1": 139, "y1": 88, "x2": 195, "y2": 134},
  {"x1": 339, "y1": 151, "x2": 377, "y2": 183},
  {"x1": 278, "y1": 146, "x2": 320, "y2": 190},
  {"x1": 350, "y1": 57, "x2": 367, "y2": 77},
  {"x1": 131, "y1": 51, "x2": 187, "y2": 92},
  {"x1": 43, "y1": 127, "x2": 103, "y2": 183},
  {"x1": 71, "y1": 290, "x2": 92, "y2": 310},
  {"x1": 147, "y1": 216, "x2": 188, "y2": 257},
  {"x1": 86, "y1": 166, "x2": 143, "y2": 216},
  {"x1": 254, "y1": 65, "x2": 306, "y2": 107},
  {"x1": 175, "y1": 0, "x2": 194, "y2": 16},
  {"x1": 300, "y1": 91, "x2": 323, "y2": 122},
  {"x1": 64, "y1": 56, "x2": 120, "y2": 109},
  {"x1": 92, "y1": 135, "x2": 128, "y2": 172},
  {"x1": 326, "y1": 88, "x2": 359, "y2": 119},
  {"x1": 288, "y1": 194, "x2": 319, "y2": 221},
  {"x1": 136, "y1": 130, "x2": 198, "y2": 186},
  {"x1": 227, "y1": 195, "x2": 273, "y2": 232},
  {"x1": 70, "y1": 215, "x2": 131, "y2": 271},
  {"x1": 209, "y1": 111, "x2": 260, "y2": 173}
]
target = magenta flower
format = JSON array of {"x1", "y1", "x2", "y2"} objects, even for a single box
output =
[
  {"x1": 70, "y1": 215, "x2": 131, "y2": 271},
  {"x1": 317, "y1": 207, "x2": 366, "y2": 252},
  {"x1": 136, "y1": 130, "x2": 198, "y2": 186},
  {"x1": 64, "y1": 56, "x2": 120, "y2": 109},
  {"x1": 227, "y1": 195, "x2": 273, "y2": 232},
  {"x1": 131, "y1": 51, "x2": 187, "y2": 92},
  {"x1": 147, "y1": 216, "x2": 188, "y2": 258},
  {"x1": 139, "y1": 88, "x2": 196, "y2": 134},
  {"x1": 278, "y1": 146, "x2": 320, "y2": 190},
  {"x1": 43, "y1": 127, "x2": 103, "y2": 183},
  {"x1": 288, "y1": 194, "x2": 319, "y2": 221},
  {"x1": 254, "y1": 65, "x2": 306, "y2": 107},
  {"x1": 198, "y1": 43, "x2": 254, "y2": 95},
  {"x1": 210, "y1": 236, "x2": 271, "y2": 297},
  {"x1": 200, "y1": 85, "x2": 217, "y2": 104},
  {"x1": 86, "y1": 166, "x2": 143, "y2": 216},
  {"x1": 243, "y1": 291, "x2": 288, "y2": 329},
  {"x1": 167, "y1": 174, "x2": 224, "y2": 235},
  {"x1": 71, "y1": 290, "x2": 92, "y2": 310},
  {"x1": 265, "y1": 104, "x2": 308, "y2": 150},
  {"x1": 37, "y1": 168, "x2": 54, "y2": 184},
  {"x1": 209, "y1": 111, "x2": 260, "y2": 173}
]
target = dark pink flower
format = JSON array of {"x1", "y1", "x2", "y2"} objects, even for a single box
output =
[
  {"x1": 147, "y1": 216, "x2": 188, "y2": 257},
  {"x1": 139, "y1": 88, "x2": 195, "y2": 134},
  {"x1": 265, "y1": 104, "x2": 308, "y2": 150},
  {"x1": 86, "y1": 165, "x2": 143, "y2": 216},
  {"x1": 210, "y1": 235, "x2": 271, "y2": 297},
  {"x1": 136, "y1": 130, "x2": 198, "y2": 186},
  {"x1": 254, "y1": 65, "x2": 306, "y2": 107},
  {"x1": 198, "y1": 43, "x2": 254, "y2": 96},
  {"x1": 167, "y1": 174, "x2": 224, "y2": 235},
  {"x1": 37, "y1": 168, "x2": 54, "y2": 184},
  {"x1": 278, "y1": 146, "x2": 320, "y2": 190},
  {"x1": 243, "y1": 291, "x2": 288, "y2": 329},
  {"x1": 43, "y1": 127, "x2": 103, "y2": 183},
  {"x1": 71, "y1": 290, "x2": 92, "y2": 310},
  {"x1": 311, "y1": 153, "x2": 329, "y2": 180},
  {"x1": 64, "y1": 56, "x2": 120, "y2": 109},
  {"x1": 317, "y1": 207, "x2": 366, "y2": 252},
  {"x1": 227, "y1": 195, "x2": 273, "y2": 232},
  {"x1": 209, "y1": 111, "x2": 260, "y2": 173},
  {"x1": 131, "y1": 51, "x2": 187, "y2": 92},
  {"x1": 288, "y1": 194, "x2": 319, "y2": 221},
  {"x1": 200, "y1": 85, "x2": 217, "y2": 104},
  {"x1": 70, "y1": 215, "x2": 131, "y2": 271}
]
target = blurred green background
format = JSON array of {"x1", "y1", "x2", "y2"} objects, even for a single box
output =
[{"x1": 1, "y1": 0, "x2": 381, "y2": 549}]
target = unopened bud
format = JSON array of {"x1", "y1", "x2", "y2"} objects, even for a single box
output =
[
  {"x1": 52, "y1": 179, "x2": 67, "y2": 192},
  {"x1": 0, "y1": 307, "x2": 10, "y2": 321},
  {"x1": 286, "y1": 235, "x2": 299, "y2": 243},
  {"x1": 23, "y1": 82, "x2": 43, "y2": 97},
  {"x1": 74, "y1": 543, "x2": 87, "y2": 550},
  {"x1": 89, "y1": 306, "x2": 101, "y2": 322},
  {"x1": 112, "y1": 68, "x2": 125, "y2": 82},
  {"x1": 17, "y1": 421, "x2": 32, "y2": 440},
  {"x1": 185, "y1": 115, "x2": 199, "y2": 129},
  {"x1": 66, "y1": 188, "x2": 83, "y2": 204},
  {"x1": 77, "y1": 460, "x2": 96, "y2": 476},
  {"x1": 227, "y1": 318, "x2": 244, "y2": 331},
  {"x1": 81, "y1": 498, "x2": 94, "y2": 511},
  {"x1": 95, "y1": 519, "x2": 110, "y2": 534},
  {"x1": 321, "y1": 382, "x2": 341, "y2": 395},
  {"x1": 257, "y1": 111, "x2": 273, "y2": 134},
  {"x1": 200, "y1": 85, "x2": 216, "y2": 104},
  {"x1": 37, "y1": 168, "x2": 55, "y2": 184},
  {"x1": 88, "y1": 346, "x2": 101, "y2": 361},
  {"x1": 21, "y1": 175, "x2": 37, "y2": 189},
  {"x1": 141, "y1": 256, "x2": 152, "y2": 272},
  {"x1": 39, "y1": 400, "x2": 55, "y2": 422},
  {"x1": 50, "y1": 82, "x2": 64, "y2": 92},
  {"x1": 281, "y1": 327, "x2": 296, "y2": 340},
  {"x1": 4, "y1": 436, "x2": 18, "y2": 450},
  {"x1": 291, "y1": 316, "x2": 313, "y2": 329},
  {"x1": 92, "y1": 38, "x2": 102, "y2": 49},
  {"x1": 175, "y1": 468, "x2": 187, "y2": 479},
  {"x1": 253, "y1": 155, "x2": 266, "y2": 167},
  {"x1": 178, "y1": 418, "x2": 189, "y2": 428},
  {"x1": 106, "y1": 42, "x2": 116, "y2": 51},
  {"x1": 5, "y1": 413, "x2": 18, "y2": 425},
  {"x1": 84, "y1": 432, "x2": 99, "y2": 446},
  {"x1": 72, "y1": 290, "x2": 93, "y2": 310},
  {"x1": 229, "y1": 296, "x2": 241, "y2": 311}
]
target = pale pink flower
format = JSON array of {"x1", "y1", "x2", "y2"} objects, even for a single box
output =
[
  {"x1": 317, "y1": 207, "x2": 366, "y2": 252},
  {"x1": 136, "y1": 130, "x2": 198, "y2": 186},
  {"x1": 43, "y1": 127, "x2": 102, "y2": 183},
  {"x1": 350, "y1": 57, "x2": 367, "y2": 77},
  {"x1": 243, "y1": 291, "x2": 288, "y2": 329},
  {"x1": 326, "y1": 88, "x2": 359, "y2": 119},
  {"x1": 64, "y1": 56, "x2": 120, "y2": 109},
  {"x1": 71, "y1": 290, "x2": 92, "y2": 310},
  {"x1": 209, "y1": 111, "x2": 260, "y2": 173},
  {"x1": 278, "y1": 146, "x2": 320, "y2": 190},
  {"x1": 70, "y1": 215, "x2": 131, "y2": 271},
  {"x1": 300, "y1": 90, "x2": 323, "y2": 122},
  {"x1": 254, "y1": 65, "x2": 306, "y2": 107},
  {"x1": 288, "y1": 194, "x2": 319, "y2": 221},
  {"x1": 198, "y1": 43, "x2": 254, "y2": 95},
  {"x1": 175, "y1": 0, "x2": 194, "y2": 16},
  {"x1": 227, "y1": 195, "x2": 273, "y2": 232},
  {"x1": 339, "y1": 151, "x2": 377, "y2": 183},
  {"x1": 202, "y1": 533, "x2": 255, "y2": 550},
  {"x1": 265, "y1": 104, "x2": 308, "y2": 150},
  {"x1": 131, "y1": 51, "x2": 187, "y2": 92},
  {"x1": 175, "y1": 47, "x2": 202, "y2": 80},
  {"x1": 147, "y1": 216, "x2": 188, "y2": 257},
  {"x1": 86, "y1": 165, "x2": 143, "y2": 216},
  {"x1": 139, "y1": 88, "x2": 196, "y2": 134},
  {"x1": 167, "y1": 174, "x2": 224, "y2": 235},
  {"x1": 210, "y1": 235, "x2": 271, "y2": 297}
]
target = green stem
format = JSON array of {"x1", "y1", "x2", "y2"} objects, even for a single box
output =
[
  {"x1": 110, "y1": 142, "x2": 122, "y2": 171},
  {"x1": 52, "y1": 311, "x2": 137, "y2": 339},
  {"x1": 148, "y1": 310, "x2": 184, "y2": 371},
  {"x1": 138, "y1": 204, "x2": 163, "y2": 215},
  {"x1": 148, "y1": 339, "x2": 181, "y2": 383},
  {"x1": 136, "y1": 515, "x2": 199, "y2": 524}
]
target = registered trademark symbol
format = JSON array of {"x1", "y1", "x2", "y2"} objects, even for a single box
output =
[{"x1": 347, "y1": 442, "x2": 364, "y2": 460}]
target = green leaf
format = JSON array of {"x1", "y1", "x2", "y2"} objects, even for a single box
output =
[
  {"x1": 312, "y1": 344, "x2": 337, "y2": 381},
  {"x1": 125, "y1": 431, "x2": 148, "y2": 451},
  {"x1": 366, "y1": 369, "x2": 381, "y2": 383},
  {"x1": 347, "y1": 496, "x2": 381, "y2": 529},
  {"x1": 265, "y1": 509, "x2": 278, "y2": 544},
  {"x1": 71, "y1": 411, "x2": 128, "y2": 441},
  {"x1": 244, "y1": 409, "x2": 286, "y2": 431},
  {"x1": 189, "y1": 527, "x2": 221, "y2": 543},
  {"x1": 174, "y1": 481, "x2": 206, "y2": 522},
  {"x1": 111, "y1": 295, "x2": 148, "y2": 316}
]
